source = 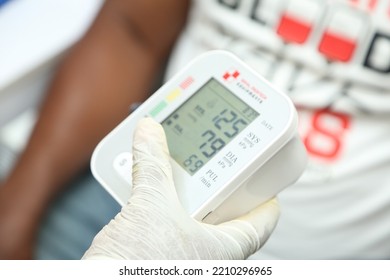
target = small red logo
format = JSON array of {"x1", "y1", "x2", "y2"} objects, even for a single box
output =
[{"x1": 223, "y1": 70, "x2": 240, "y2": 81}]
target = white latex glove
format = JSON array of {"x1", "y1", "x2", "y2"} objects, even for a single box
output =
[{"x1": 83, "y1": 118, "x2": 280, "y2": 260}]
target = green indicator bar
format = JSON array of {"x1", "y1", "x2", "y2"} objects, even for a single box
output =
[{"x1": 150, "y1": 100, "x2": 168, "y2": 117}]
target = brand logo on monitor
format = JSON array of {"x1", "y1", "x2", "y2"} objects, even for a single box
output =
[{"x1": 223, "y1": 70, "x2": 240, "y2": 81}]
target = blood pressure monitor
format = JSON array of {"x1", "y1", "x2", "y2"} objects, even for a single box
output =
[{"x1": 91, "y1": 50, "x2": 307, "y2": 224}]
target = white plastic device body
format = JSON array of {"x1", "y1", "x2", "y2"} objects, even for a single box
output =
[{"x1": 91, "y1": 50, "x2": 307, "y2": 224}]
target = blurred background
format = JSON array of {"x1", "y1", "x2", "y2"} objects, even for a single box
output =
[{"x1": 0, "y1": 0, "x2": 103, "y2": 181}]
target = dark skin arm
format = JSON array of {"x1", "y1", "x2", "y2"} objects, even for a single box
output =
[{"x1": 0, "y1": 0, "x2": 190, "y2": 259}]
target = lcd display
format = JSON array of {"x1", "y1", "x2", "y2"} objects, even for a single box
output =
[{"x1": 162, "y1": 78, "x2": 259, "y2": 175}]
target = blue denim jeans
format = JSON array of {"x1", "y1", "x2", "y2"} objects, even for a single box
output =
[{"x1": 35, "y1": 169, "x2": 121, "y2": 259}]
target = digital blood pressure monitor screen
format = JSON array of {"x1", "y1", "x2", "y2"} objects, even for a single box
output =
[
  {"x1": 91, "y1": 51, "x2": 304, "y2": 221},
  {"x1": 162, "y1": 78, "x2": 259, "y2": 175}
]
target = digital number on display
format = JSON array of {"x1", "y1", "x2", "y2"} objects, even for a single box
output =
[{"x1": 162, "y1": 78, "x2": 259, "y2": 175}]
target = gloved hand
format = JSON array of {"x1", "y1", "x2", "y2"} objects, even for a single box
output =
[{"x1": 82, "y1": 117, "x2": 280, "y2": 260}]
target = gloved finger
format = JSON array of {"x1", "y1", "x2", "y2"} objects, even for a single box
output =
[
  {"x1": 130, "y1": 117, "x2": 178, "y2": 202},
  {"x1": 213, "y1": 198, "x2": 280, "y2": 258}
]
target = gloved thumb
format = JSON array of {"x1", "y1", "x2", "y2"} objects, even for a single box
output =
[{"x1": 130, "y1": 117, "x2": 179, "y2": 203}]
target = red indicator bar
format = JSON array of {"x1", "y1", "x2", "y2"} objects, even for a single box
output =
[{"x1": 179, "y1": 76, "x2": 194, "y2": 90}]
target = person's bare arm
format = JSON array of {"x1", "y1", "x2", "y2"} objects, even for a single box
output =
[{"x1": 0, "y1": 0, "x2": 189, "y2": 259}]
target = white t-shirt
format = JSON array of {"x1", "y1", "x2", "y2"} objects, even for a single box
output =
[{"x1": 166, "y1": 0, "x2": 390, "y2": 259}]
